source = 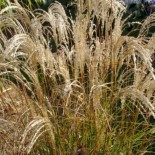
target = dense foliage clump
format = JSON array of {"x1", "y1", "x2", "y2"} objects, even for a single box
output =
[{"x1": 0, "y1": 0, "x2": 155, "y2": 154}]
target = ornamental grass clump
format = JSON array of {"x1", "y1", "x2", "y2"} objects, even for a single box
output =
[{"x1": 0, "y1": 0, "x2": 155, "y2": 154}]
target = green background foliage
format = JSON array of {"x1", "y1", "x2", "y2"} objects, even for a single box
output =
[
  {"x1": 122, "y1": 2, "x2": 155, "y2": 37},
  {"x1": 0, "y1": 0, "x2": 74, "y2": 9}
]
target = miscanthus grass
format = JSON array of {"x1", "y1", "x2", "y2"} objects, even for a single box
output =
[{"x1": 0, "y1": 0, "x2": 155, "y2": 154}]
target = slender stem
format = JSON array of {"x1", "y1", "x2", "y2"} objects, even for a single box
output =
[{"x1": 110, "y1": 0, "x2": 114, "y2": 87}]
